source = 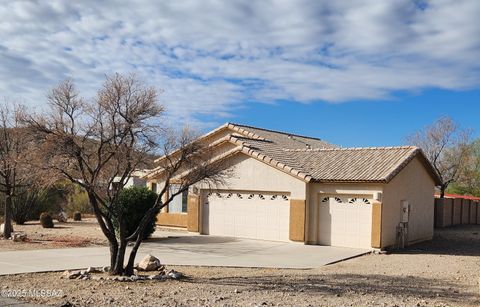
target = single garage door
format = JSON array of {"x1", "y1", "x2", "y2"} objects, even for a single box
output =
[
  {"x1": 202, "y1": 191, "x2": 290, "y2": 241},
  {"x1": 318, "y1": 195, "x2": 373, "y2": 248}
]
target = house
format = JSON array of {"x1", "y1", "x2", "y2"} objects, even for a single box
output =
[
  {"x1": 145, "y1": 123, "x2": 441, "y2": 250},
  {"x1": 112, "y1": 170, "x2": 148, "y2": 191}
]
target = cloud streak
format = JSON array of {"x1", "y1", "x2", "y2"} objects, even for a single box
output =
[{"x1": 0, "y1": 0, "x2": 479, "y2": 127}]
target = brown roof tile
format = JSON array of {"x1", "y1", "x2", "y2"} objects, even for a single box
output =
[{"x1": 227, "y1": 124, "x2": 441, "y2": 184}]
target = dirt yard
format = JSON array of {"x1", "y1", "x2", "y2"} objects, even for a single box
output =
[
  {"x1": 0, "y1": 217, "x2": 107, "y2": 251},
  {"x1": 0, "y1": 225, "x2": 479, "y2": 306}
]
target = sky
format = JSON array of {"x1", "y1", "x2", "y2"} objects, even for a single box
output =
[{"x1": 0, "y1": 0, "x2": 479, "y2": 147}]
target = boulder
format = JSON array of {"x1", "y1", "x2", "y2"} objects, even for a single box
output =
[
  {"x1": 137, "y1": 254, "x2": 161, "y2": 271},
  {"x1": 11, "y1": 232, "x2": 27, "y2": 242},
  {"x1": 57, "y1": 212, "x2": 68, "y2": 223}
]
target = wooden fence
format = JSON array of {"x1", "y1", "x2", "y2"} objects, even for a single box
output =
[{"x1": 434, "y1": 198, "x2": 480, "y2": 228}]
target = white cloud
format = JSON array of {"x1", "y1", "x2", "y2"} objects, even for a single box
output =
[{"x1": 0, "y1": 0, "x2": 478, "y2": 127}]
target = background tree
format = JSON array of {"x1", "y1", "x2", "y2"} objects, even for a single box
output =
[
  {"x1": 447, "y1": 139, "x2": 480, "y2": 196},
  {"x1": 406, "y1": 116, "x2": 471, "y2": 198},
  {"x1": 0, "y1": 104, "x2": 33, "y2": 238},
  {"x1": 24, "y1": 73, "x2": 226, "y2": 276}
]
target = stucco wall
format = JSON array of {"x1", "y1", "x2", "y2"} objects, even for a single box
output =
[
  {"x1": 382, "y1": 156, "x2": 435, "y2": 248},
  {"x1": 305, "y1": 183, "x2": 383, "y2": 244}
]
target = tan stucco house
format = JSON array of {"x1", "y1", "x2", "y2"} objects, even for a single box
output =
[{"x1": 145, "y1": 123, "x2": 441, "y2": 250}]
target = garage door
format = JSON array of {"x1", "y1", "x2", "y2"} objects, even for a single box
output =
[
  {"x1": 317, "y1": 195, "x2": 373, "y2": 248},
  {"x1": 202, "y1": 191, "x2": 290, "y2": 241}
]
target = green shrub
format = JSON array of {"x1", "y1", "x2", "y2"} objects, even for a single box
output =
[
  {"x1": 39, "y1": 212, "x2": 54, "y2": 228},
  {"x1": 113, "y1": 186, "x2": 158, "y2": 241},
  {"x1": 73, "y1": 211, "x2": 82, "y2": 221}
]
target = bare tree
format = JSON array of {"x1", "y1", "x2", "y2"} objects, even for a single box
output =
[
  {"x1": 0, "y1": 103, "x2": 33, "y2": 239},
  {"x1": 406, "y1": 116, "x2": 471, "y2": 198},
  {"x1": 24, "y1": 74, "x2": 226, "y2": 276}
]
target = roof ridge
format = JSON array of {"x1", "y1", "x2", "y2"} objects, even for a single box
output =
[
  {"x1": 283, "y1": 146, "x2": 418, "y2": 152},
  {"x1": 227, "y1": 122, "x2": 327, "y2": 142}
]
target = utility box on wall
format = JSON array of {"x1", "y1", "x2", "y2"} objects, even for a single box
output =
[{"x1": 401, "y1": 200, "x2": 410, "y2": 223}]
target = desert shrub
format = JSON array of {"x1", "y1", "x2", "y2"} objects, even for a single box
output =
[
  {"x1": 65, "y1": 186, "x2": 91, "y2": 216},
  {"x1": 39, "y1": 212, "x2": 54, "y2": 228},
  {"x1": 112, "y1": 186, "x2": 158, "y2": 241},
  {"x1": 11, "y1": 190, "x2": 45, "y2": 225},
  {"x1": 73, "y1": 211, "x2": 82, "y2": 221}
]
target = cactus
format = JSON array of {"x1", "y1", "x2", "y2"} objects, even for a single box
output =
[
  {"x1": 39, "y1": 212, "x2": 54, "y2": 228},
  {"x1": 73, "y1": 211, "x2": 82, "y2": 221}
]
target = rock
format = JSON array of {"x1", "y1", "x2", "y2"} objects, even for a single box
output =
[
  {"x1": 11, "y1": 232, "x2": 27, "y2": 242},
  {"x1": 167, "y1": 269, "x2": 183, "y2": 280},
  {"x1": 234, "y1": 288, "x2": 241, "y2": 294},
  {"x1": 102, "y1": 266, "x2": 110, "y2": 273},
  {"x1": 64, "y1": 270, "x2": 82, "y2": 279},
  {"x1": 57, "y1": 211, "x2": 68, "y2": 223},
  {"x1": 137, "y1": 254, "x2": 161, "y2": 271},
  {"x1": 86, "y1": 267, "x2": 100, "y2": 273},
  {"x1": 148, "y1": 274, "x2": 166, "y2": 280}
]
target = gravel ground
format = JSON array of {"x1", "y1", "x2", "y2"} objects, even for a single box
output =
[
  {"x1": 0, "y1": 218, "x2": 107, "y2": 251},
  {"x1": 0, "y1": 225, "x2": 479, "y2": 306}
]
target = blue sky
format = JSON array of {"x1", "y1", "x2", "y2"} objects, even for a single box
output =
[
  {"x1": 0, "y1": 1, "x2": 479, "y2": 147},
  {"x1": 231, "y1": 89, "x2": 480, "y2": 147}
]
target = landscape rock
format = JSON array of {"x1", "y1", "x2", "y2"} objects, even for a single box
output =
[
  {"x1": 148, "y1": 274, "x2": 167, "y2": 281},
  {"x1": 11, "y1": 232, "x2": 27, "y2": 242},
  {"x1": 57, "y1": 211, "x2": 68, "y2": 223},
  {"x1": 86, "y1": 267, "x2": 101, "y2": 274},
  {"x1": 168, "y1": 269, "x2": 183, "y2": 280},
  {"x1": 62, "y1": 270, "x2": 82, "y2": 279},
  {"x1": 137, "y1": 254, "x2": 161, "y2": 271}
]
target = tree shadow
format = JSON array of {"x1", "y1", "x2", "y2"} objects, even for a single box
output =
[
  {"x1": 184, "y1": 273, "x2": 478, "y2": 305},
  {"x1": 397, "y1": 225, "x2": 480, "y2": 257},
  {"x1": 146, "y1": 235, "x2": 237, "y2": 245}
]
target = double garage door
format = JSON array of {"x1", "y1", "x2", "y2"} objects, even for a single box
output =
[
  {"x1": 202, "y1": 191, "x2": 290, "y2": 242},
  {"x1": 201, "y1": 190, "x2": 373, "y2": 248}
]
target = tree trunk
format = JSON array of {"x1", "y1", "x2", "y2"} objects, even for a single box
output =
[
  {"x1": 124, "y1": 210, "x2": 157, "y2": 276},
  {"x1": 125, "y1": 236, "x2": 142, "y2": 276},
  {"x1": 112, "y1": 240, "x2": 127, "y2": 275},
  {"x1": 440, "y1": 185, "x2": 446, "y2": 198},
  {"x1": 3, "y1": 193, "x2": 13, "y2": 238},
  {"x1": 109, "y1": 242, "x2": 118, "y2": 271},
  {"x1": 87, "y1": 192, "x2": 119, "y2": 273}
]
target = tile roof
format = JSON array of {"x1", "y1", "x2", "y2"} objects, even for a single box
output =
[{"x1": 226, "y1": 123, "x2": 441, "y2": 184}]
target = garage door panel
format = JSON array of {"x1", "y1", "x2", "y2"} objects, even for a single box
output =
[
  {"x1": 318, "y1": 195, "x2": 372, "y2": 249},
  {"x1": 203, "y1": 191, "x2": 290, "y2": 242}
]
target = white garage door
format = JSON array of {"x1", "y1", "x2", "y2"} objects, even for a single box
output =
[
  {"x1": 202, "y1": 191, "x2": 290, "y2": 242},
  {"x1": 317, "y1": 195, "x2": 373, "y2": 248}
]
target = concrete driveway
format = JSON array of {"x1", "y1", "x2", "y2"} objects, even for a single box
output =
[{"x1": 0, "y1": 232, "x2": 370, "y2": 275}]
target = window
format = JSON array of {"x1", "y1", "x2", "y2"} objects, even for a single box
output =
[{"x1": 168, "y1": 184, "x2": 188, "y2": 213}]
